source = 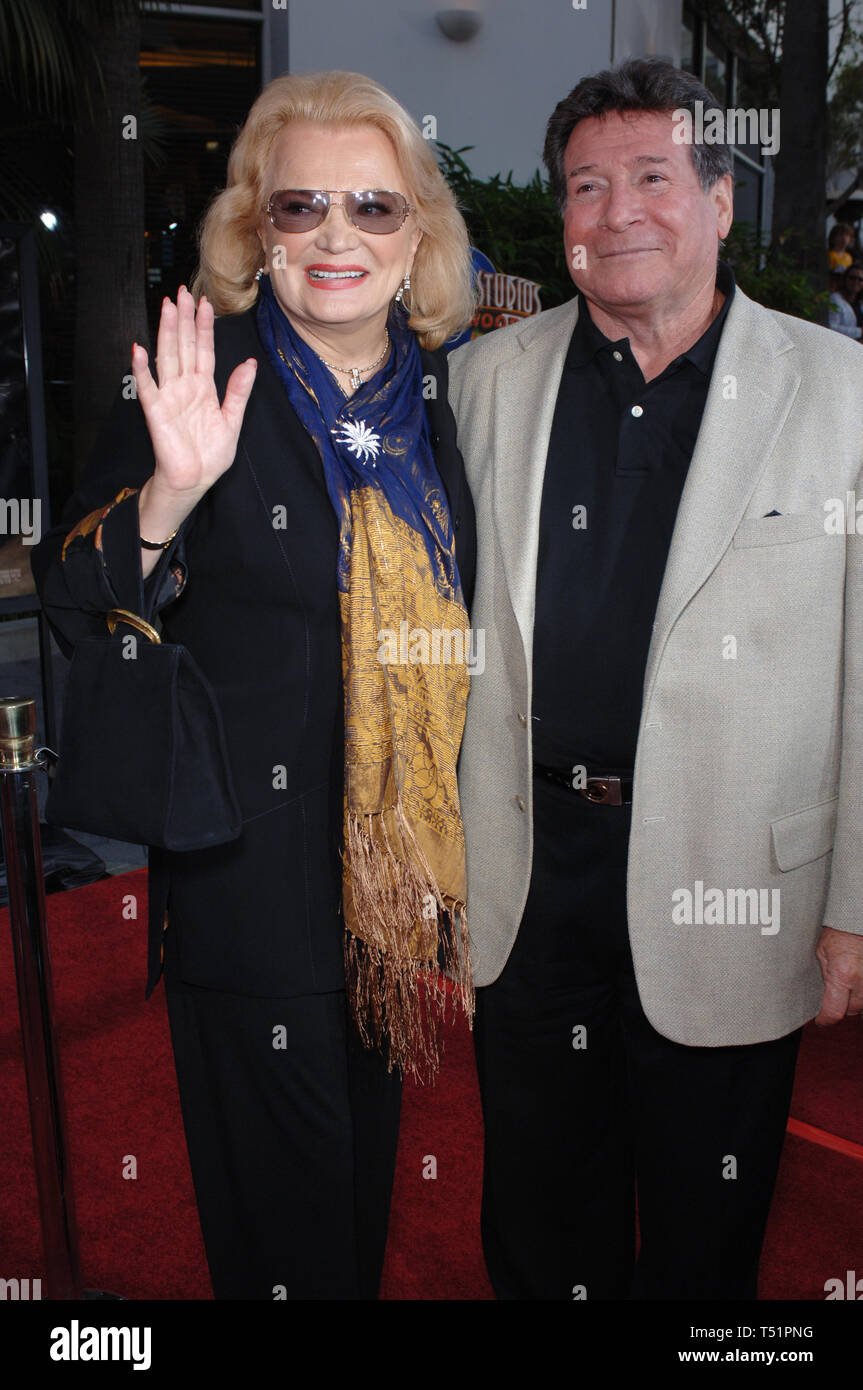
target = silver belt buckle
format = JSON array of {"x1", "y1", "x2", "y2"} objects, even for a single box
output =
[{"x1": 583, "y1": 776, "x2": 622, "y2": 806}]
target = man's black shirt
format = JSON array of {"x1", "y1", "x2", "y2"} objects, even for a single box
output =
[{"x1": 531, "y1": 260, "x2": 736, "y2": 769}]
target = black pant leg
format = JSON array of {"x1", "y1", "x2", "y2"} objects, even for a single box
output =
[
  {"x1": 163, "y1": 927, "x2": 401, "y2": 1300},
  {"x1": 345, "y1": 1011, "x2": 402, "y2": 1299},
  {"x1": 620, "y1": 967, "x2": 802, "y2": 1300},
  {"x1": 474, "y1": 780, "x2": 637, "y2": 1300}
]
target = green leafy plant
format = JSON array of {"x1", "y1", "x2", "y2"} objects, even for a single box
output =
[
  {"x1": 435, "y1": 141, "x2": 571, "y2": 309},
  {"x1": 722, "y1": 221, "x2": 831, "y2": 320}
]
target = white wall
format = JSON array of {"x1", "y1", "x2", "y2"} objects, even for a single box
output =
[{"x1": 266, "y1": 0, "x2": 680, "y2": 183}]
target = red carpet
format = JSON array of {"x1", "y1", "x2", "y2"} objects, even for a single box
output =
[{"x1": 0, "y1": 869, "x2": 860, "y2": 1300}]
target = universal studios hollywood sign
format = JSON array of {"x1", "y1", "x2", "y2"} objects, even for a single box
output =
[{"x1": 469, "y1": 248, "x2": 542, "y2": 336}]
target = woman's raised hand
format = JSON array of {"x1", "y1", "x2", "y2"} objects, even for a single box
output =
[{"x1": 132, "y1": 285, "x2": 257, "y2": 503}]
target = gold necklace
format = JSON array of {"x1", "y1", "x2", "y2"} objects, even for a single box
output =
[{"x1": 316, "y1": 329, "x2": 390, "y2": 393}]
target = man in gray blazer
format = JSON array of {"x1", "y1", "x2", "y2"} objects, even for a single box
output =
[{"x1": 449, "y1": 57, "x2": 863, "y2": 1300}]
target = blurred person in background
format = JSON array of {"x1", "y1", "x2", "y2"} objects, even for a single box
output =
[
  {"x1": 829, "y1": 264, "x2": 862, "y2": 339},
  {"x1": 827, "y1": 221, "x2": 855, "y2": 272}
]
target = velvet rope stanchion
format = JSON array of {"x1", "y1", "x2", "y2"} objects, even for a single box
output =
[{"x1": 0, "y1": 695, "x2": 121, "y2": 1301}]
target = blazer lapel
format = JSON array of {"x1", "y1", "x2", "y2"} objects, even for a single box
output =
[
  {"x1": 420, "y1": 347, "x2": 456, "y2": 504},
  {"x1": 642, "y1": 287, "x2": 802, "y2": 703},
  {"x1": 491, "y1": 299, "x2": 581, "y2": 656},
  {"x1": 231, "y1": 317, "x2": 332, "y2": 500}
]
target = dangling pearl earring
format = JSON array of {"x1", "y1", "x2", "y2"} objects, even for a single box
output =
[{"x1": 394, "y1": 271, "x2": 411, "y2": 304}]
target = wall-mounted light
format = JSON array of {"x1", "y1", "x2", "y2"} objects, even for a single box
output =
[{"x1": 436, "y1": 9, "x2": 482, "y2": 42}]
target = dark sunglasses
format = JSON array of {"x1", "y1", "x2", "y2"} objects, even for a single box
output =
[{"x1": 264, "y1": 189, "x2": 415, "y2": 234}]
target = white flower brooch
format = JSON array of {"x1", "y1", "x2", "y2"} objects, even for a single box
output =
[{"x1": 332, "y1": 419, "x2": 382, "y2": 466}]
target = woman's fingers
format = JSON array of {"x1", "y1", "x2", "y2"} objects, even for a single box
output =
[
  {"x1": 149, "y1": 288, "x2": 218, "y2": 394},
  {"x1": 177, "y1": 284, "x2": 197, "y2": 376},
  {"x1": 132, "y1": 292, "x2": 237, "y2": 485},
  {"x1": 130, "y1": 342, "x2": 159, "y2": 412},
  {"x1": 195, "y1": 294, "x2": 216, "y2": 380},
  {"x1": 154, "y1": 296, "x2": 179, "y2": 385},
  {"x1": 220, "y1": 358, "x2": 258, "y2": 438}
]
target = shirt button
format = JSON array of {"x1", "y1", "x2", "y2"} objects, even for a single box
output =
[
  {"x1": 515, "y1": 795, "x2": 526, "y2": 812},
  {"x1": 631, "y1": 404, "x2": 644, "y2": 417},
  {"x1": 430, "y1": 432, "x2": 440, "y2": 447},
  {"x1": 612, "y1": 350, "x2": 623, "y2": 362}
]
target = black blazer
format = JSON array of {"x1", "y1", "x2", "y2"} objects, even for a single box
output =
[{"x1": 31, "y1": 307, "x2": 476, "y2": 999}]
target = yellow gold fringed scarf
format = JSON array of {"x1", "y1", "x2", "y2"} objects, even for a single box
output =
[{"x1": 342, "y1": 485, "x2": 473, "y2": 1084}]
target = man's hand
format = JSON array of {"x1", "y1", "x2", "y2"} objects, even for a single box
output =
[{"x1": 814, "y1": 926, "x2": 863, "y2": 1024}]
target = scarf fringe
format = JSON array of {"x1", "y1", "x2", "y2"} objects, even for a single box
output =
[{"x1": 344, "y1": 803, "x2": 474, "y2": 1085}]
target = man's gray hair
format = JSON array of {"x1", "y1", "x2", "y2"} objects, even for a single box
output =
[{"x1": 543, "y1": 57, "x2": 734, "y2": 209}]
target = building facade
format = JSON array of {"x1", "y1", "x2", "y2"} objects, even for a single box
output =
[{"x1": 140, "y1": 0, "x2": 771, "y2": 304}]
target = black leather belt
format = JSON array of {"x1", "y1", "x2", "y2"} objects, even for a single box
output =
[{"x1": 533, "y1": 762, "x2": 633, "y2": 806}]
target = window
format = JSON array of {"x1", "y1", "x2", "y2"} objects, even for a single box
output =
[
  {"x1": 681, "y1": 4, "x2": 767, "y2": 241},
  {"x1": 140, "y1": 13, "x2": 261, "y2": 323},
  {"x1": 681, "y1": 8, "x2": 698, "y2": 74},
  {"x1": 733, "y1": 159, "x2": 762, "y2": 230},
  {"x1": 704, "y1": 29, "x2": 729, "y2": 104}
]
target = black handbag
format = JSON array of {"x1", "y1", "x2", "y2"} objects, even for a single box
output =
[{"x1": 45, "y1": 607, "x2": 243, "y2": 851}]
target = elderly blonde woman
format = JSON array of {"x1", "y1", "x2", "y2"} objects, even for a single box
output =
[{"x1": 31, "y1": 71, "x2": 476, "y2": 1300}]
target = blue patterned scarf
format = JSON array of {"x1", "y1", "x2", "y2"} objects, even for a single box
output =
[{"x1": 256, "y1": 272, "x2": 461, "y2": 601}]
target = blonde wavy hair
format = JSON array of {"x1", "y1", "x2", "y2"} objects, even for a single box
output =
[{"x1": 191, "y1": 71, "x2": 475, "y2": 350}]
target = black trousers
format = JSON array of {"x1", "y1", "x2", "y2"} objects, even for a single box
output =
[
  {"x1": 162, "y1": 923, "x2": 401, "y2": 1299},
  {"x1": 474, "y1": 775, "x2": 802, "y2": 1301}
]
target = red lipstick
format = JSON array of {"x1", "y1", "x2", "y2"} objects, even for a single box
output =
[{"x1": 305, "y1": 263, "x2": 369, "y2": 289}]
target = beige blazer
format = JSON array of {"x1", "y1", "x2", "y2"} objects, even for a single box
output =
[{"x1": 449, "y1": 285, "x2": 863, "y2": 1044}]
